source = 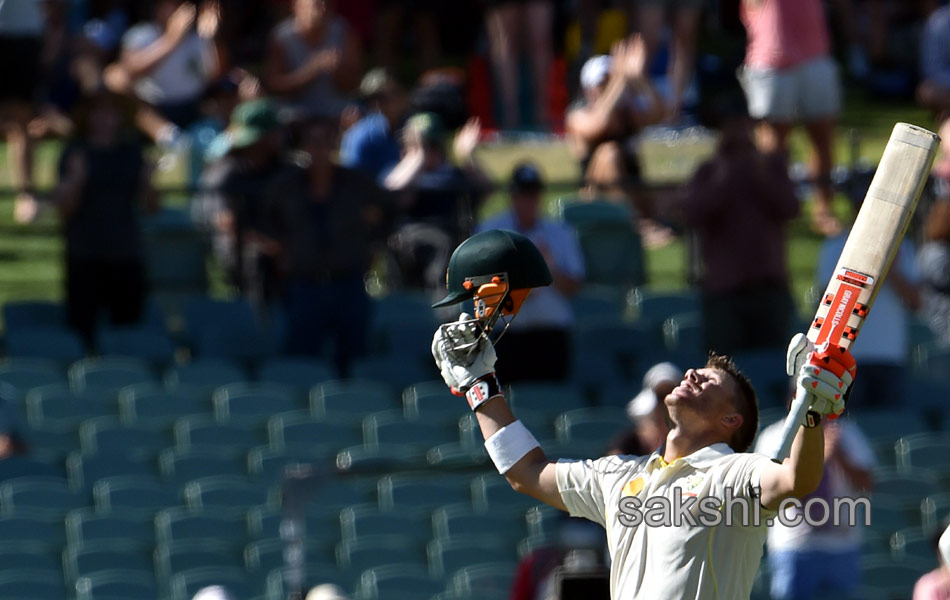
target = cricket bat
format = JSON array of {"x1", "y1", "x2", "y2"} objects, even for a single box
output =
[{"x1": 772, "y1": 123, "x2": 939, "y2": 463}]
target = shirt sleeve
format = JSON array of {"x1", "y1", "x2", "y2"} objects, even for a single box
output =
[
  {"x1": 717, "y1": 452, "x2": 777, "y2": 511},
  {"x1": 122, "y1": 23, "x2": 159, "y2": 52},
  {"x1": 555, "y1": 458, "x2": 609, "y2": 527}
]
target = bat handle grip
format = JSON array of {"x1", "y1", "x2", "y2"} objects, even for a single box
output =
[{"x1": 771, "y1": 385, "x2": 811, "y2": 464}]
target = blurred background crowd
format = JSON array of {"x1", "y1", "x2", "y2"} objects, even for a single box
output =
[{"x1": 2, "y1": 0, "x2": 950, "y2": 598}]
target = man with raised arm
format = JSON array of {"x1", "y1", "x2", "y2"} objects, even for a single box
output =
[{"x1": 431, "y1": 230, "x2": 856, "y2": 600}]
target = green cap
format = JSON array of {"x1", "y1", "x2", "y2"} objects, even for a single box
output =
[
  {"x1": 226, "y1": 99, "x2": 281, "y2": 149},
  {"x1": 406, "y1": 112, "x2": 445, "y2": 146},
  {"x1": 433, "y1": 229, "x2": 553, "y2": 308}
]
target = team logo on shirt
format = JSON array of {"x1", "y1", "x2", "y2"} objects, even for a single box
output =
[
  {"x1": 621, "y1": 477, "x2": 644, "y2": 498},
  {"x1": 683, "y1": 474, "x2": 705, "y2": 497}
]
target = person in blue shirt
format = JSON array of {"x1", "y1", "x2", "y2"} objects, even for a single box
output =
[{"x1": 340, "y1": 68, "x2": 407, "y2": 181}]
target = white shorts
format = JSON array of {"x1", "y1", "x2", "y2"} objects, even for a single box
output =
[{"x1": 738, "y1": 56, "x2": 841, "y2": 123}]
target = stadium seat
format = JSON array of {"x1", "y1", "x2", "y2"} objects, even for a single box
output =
[
  {"x1": 874, "y1": 467, "x2": 942, "y2": 499},
  {"x1": 244, "y1": 538, "x2": 336, "y2": 574},
  {"x1": 257, "y1": 358, "x2": 335, "y2": 393},
  {"x1": 2, "y1": 301, "x2": 66, "y2": 332},
  {"x1": 335, "y1": 443, "x2": 426, "y2": 473},
  {"x1": 526, "y1": 505, "x2": 563, "y2": 538},
  {"x1": 571, "y1": 318, "x2": 658, "y2": 384},
  {"x1": 402, "y1": 381, "x2": 466, "y2": 423},
  {"x1": 212, "y1": 382, "x2": 300, "y2": 424},
  {"x1": 78, "y1": 416, "x2": 172, "y2": 458},
  {"x1": 570, "y1": 285, "x2": 628, "y2": 324},
  {"x1": 629, "y1": 289, "x2": 701, "y2": 328},
  {"x1": 63, "y1": 540, "x2": 154, "y2": 582},
  {"x1": 471, "y1": 474, "x2": 542, "y2": 512},
  {"x1": 159, "y1": 448, "x2": 248, "y2": 487},
  {"x1": 662, "y1": 312, "x2": 706, "y2": 367},
  {"x1": 560, "y1": 198, "x2": 633, "y2": 226},
  {"x1": 730, "y1": 349, "x2": 790, "y2": 409},
  {"x1": 573, "y1": 220, "x2": 646, "y2": 289},
  {"x1": 363, "y1": 411, "x2": 457, "y2": 452},
  {"x1": 340, "y1": 504, "x2": 430, "y2": 544},
  {"x1": 264, "y1": 564, "x2": 347, "y2": 600},
  {"x1": 142, "y1": 223, "x2": 210, "y2": 296},
  {"x1": 66, "y1": 451, "x2": 157, "y2": 490},
  {"x1": 848, "y1": 410, "x2": 927, "y2": 442},
  {"x1": 555, "y1": 407, "x2": 629, "y2": 445},
  {"x1": 311, "y1": 380, "x2": 397, "y2": 420},
  {"x1": 337, "y1": 536, "x2": 427, "y2": 577},
  {"x1": 97, "y1": 326, "x2": 176, "y2": 365},
  {"x1": 369, "y1": 297, "x2": 439, "y2": 360},
  {"x1": 0, "y1": 456, "x2": 62, "y2": 482},
  {"x1": 174, "y1": 415, "x2": 268, "y2": 453},
  {"x1": 184, "y1": 298, "x2": 280, "y2": 365},
  {"x1": 0, "y1": 358, "x2": 65, "y2": 399},
  {"x1": 868, "y1": 494, "x2": 918, "y2": 535},
  {"x1": 183, "y1": 476, "x2": 270, "y2": 514},
  {"x1": 117, "y1": 383, "x2": 208, "y2": 426},
  {"x1": 426, "y1": 443, "x2": 490, "y2": 469},
  {"x1": 168, "y1": 566, "x2": 250, "y2": 600},
  {"x1": 895, "y1": 433, "x2": 950, "y2": 474},
  {"x1": 155, "y1": 540, "x2": 241, "y2": 581},
  {"x1": 890, "y1": 527, "x2": 935, "y2": 563},
  {"x1": 506, "y1": 382, "x2": 587, "y2": 414},
  {"x1": 448, "y1": 562, "x2": 517, "y2": 598},
  {"x1": 246, "y1": 506, "x2": 282, "y2": 540},
  {"x1": 377, "y1": 474, "x2": 471, "y2": 511},
  {"x1": 356, "y1": 564, "x2": 444, "y2": 600},
  {"x1": 432, "y1": 504, "x2": 525, "y2": 543},
  {"x1": 459, "y1": 410, "x2": 554, "y2": 448},
  {"x1": 155, "y1": 506, "x2": 247, "y2": 547},
  {"x1": 350, "y1": 355, "x2": 435, "y2": 393},
  {"x1": 68, "y1": 357, "x2": 156, "y2": 396},
  {"x1": 427, "y1": 536, "x2": 517, "y2": 578},
  {"x1": 919, "y1": 344, "x2": 950, "y2": 384},
  {"x1": 25, "y1": 384, "x2": 110, "y2": 429},
  {"x1": 0, "y1": 542, "x2": 62, "y2": 572},
  {"x1": 0, "y1": 513, "x2": 66, "y2": 548},
  {"x1": 247, "y1": 445, "x2": 333, "y2": 482},
  {"x1": 0, "y1": 477, "x2": 87, "y2": 519},
  {"x1": 0, "y1": 569, "x2": 67, "y2": 599},
  {"x1": 74, "y1": 569, "x2": 158, "y2": 600},
  {"x1": 5, "y1": 327, "x2": 86, "y2": 362},
  {"x1": 165, "y1": 358, "x2": 248, "y2": 395},
  {"x1": 920, "y1": 492, "x2": 950, "y2": 533},
  {"x1": 66, "y1": 507, "x2": 154, "y2": 547},
  {"x1": 267, "y1": 411, "x2": 361, "y2": 449},
  {"x1": 859, "y1": 554, "x2": 927, "y2": 593},
  {"x1": 92, "y1": 476, "x2": 180, "y2": 516}
]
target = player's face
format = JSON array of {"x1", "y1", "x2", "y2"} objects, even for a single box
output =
[{"x1": 666, "y1": 368, "x2": 738, "y2": 418}]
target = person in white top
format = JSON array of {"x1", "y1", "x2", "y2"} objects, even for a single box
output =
[
  {"x1": 755, "y1": 397, "x2": 874, "y2": 600},
  {"x1": 475, "y1": 162, "x2": 585, "y2": 383},
  {"x1": 431, "y1": 236, "x2": 857, "y2": 599}
]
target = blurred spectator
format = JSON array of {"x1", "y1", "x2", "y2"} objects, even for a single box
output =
[
  {"x1": 115, "y1": 0, "x2": 222, "y2": 147},
  {"x1": 566, "y1": 36, "x2": 663, "y2": 220},
  {"x1": 261, "y1": 116, "x2": 390, "y2": 376},
  {"x1": 52, "y1": 89, "x2": 157, "y2": 346},
  {"x1": 195, "y1": 98, "x2": 286, "y2": 306},
  {"x1": 626, "y1": 361, "x2": 680, "y2": 452},
  {"x1": 818, "y1": 224, "x2": 920, "y2": 407},
  {"x1": 384, "y1": 113, "x2": 492, "y2": 297},
  {"x1": 738, "y1": 0, "x2": 842, "y2": 236},
  {"x1": 917, "y1": 3, "x2": 950, "y2": 179},
  {"x1": 913, "y1": 521, "x2": 950, "y2": 600},
  {"x1": 635, "y1": 0, "x2": 703, "y2": 121},
  {"x1": 755, "y1": 398, "x2": 875, "y2": 600},
  {"x1": 340, "y1": 68, "x2": 407, "y2": 182},
  {"x1": 681, "y1": 99, "x2": 799, "y2": 356},
  {"x1": 476, "y1": 162, "x2": 585, "y2": 383},
  {"x1": 484, "y1": 0, "x2": 554, "y2": 130},
  {"x1": 918, "y1": 198, "x2": 950, "y2": 347},
  {"x1": 265, "y1": 0, "x2": 361, "y2": 119},
  {"x1": 306, "y1": 583, "x2": 349, "y2": 600},
  {"x1": 375, "y1": 0, "x2": 441, "y2": 75},
  {"x1": 0, "y1": 0, "x2": 44, "y2": 224}
]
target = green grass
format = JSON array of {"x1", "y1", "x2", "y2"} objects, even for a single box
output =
[{"x1": 0, "y1": 89, "x2": 937, "y2": 326}]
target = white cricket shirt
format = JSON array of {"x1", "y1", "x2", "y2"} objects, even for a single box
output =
[{"x1": 556, "y1": 443, "x2": 775, "y2": 599}]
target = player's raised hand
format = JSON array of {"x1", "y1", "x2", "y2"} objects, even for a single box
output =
[
  {"x1": 796, "y1": 342, "x2": 856, "y2": 421},
  {"x1": 431, "y1": 313, "x2": 498, "y2": 401}
]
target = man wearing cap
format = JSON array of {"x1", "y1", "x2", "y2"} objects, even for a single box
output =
[
  {"x1": 626, "y1": 362, "x2": 681, "y2": 451},
  {"x1": 196, "y1": 98, "x2": 285, "y2": 304},
  {"x1": 340, "y1": 68, "x2": 407, "y2": 182},
  {"x1": 475, "y1": 162, "x2": 585, "y2": 382},
  {"x1": 566, "y1": 35, "x2": 663, "y2": 219}
]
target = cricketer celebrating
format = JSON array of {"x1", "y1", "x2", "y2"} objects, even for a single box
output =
[{"x1": 431, "y1": 229, "x2": 856, "y2": 600}]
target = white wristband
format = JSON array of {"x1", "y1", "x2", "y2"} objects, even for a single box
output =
[{"x1": 484, "y1": 420, "x2": 540, "y2": 474}]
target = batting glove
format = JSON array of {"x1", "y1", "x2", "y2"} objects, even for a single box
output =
[
  {"x1": 795, "y1": 342, "x2": 856, "y2": 421},
  {"x1": 431, "y1": 314, "x2": 501, "y2": 410}
]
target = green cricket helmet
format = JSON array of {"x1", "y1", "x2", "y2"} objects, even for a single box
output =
[{"x1": 433, "y1": 229, "x2": 552, "y2": 321}]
